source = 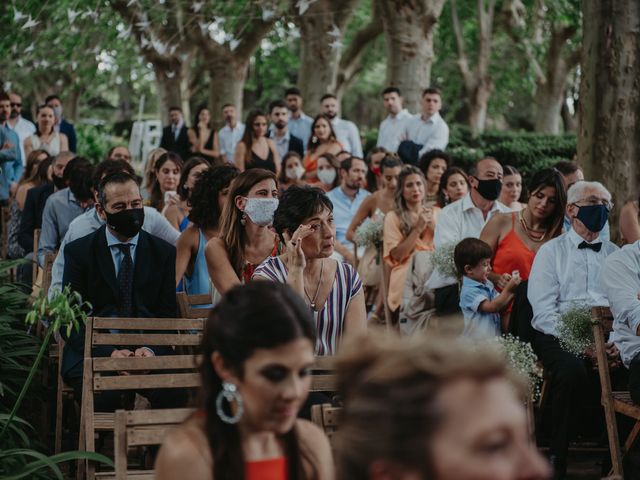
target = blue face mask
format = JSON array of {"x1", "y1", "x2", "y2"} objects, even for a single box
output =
[{"x1": 575, "y1": 204, "x2": 608, "y2": 233}]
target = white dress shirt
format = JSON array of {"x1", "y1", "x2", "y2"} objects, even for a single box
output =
[
  {"x1": 376, "y1": 109, "x2": 412, "y2": 152},
  {"x1": 528, "y1": 229, "x2": 618, "y2": 337},
  {"x1": 288, "y1": 112, "x2": 313, "y2": 150},
  {"x1": 602, "y1": 241, "x2": 640, "y2": 367},
  {"x1": 9, "y1": 116, "x2": 36, "y2": 165},
  {"x1": 434, "y1": 193, "x2": 510, "y2": 248},
  {"x1": 331, "y1": 118, "x2": 363, "y2": 158},
  {"x1": 269, "y1": 129, "x2": 292, "y2": 160},
  {"x1": 218, "y1": 122, "x2": 245, "y2": 163},
  {"x1": 404, "y1": 112, "x2": 449, "y2": 156}
]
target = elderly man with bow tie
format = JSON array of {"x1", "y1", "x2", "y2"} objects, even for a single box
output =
[{"x1": 528, "y1": 180, "x2": 618, "y2": 479}]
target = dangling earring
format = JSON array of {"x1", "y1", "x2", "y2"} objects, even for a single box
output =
[
  {"x1": 311, "y1": 136, "x2": 318, "y2": 144},
  {"x1": 240, "y1": 212, "x2": 247, "y2": 226},
  {"x1": 216, "y1": 381, "x2": 244, "y2": 424}
]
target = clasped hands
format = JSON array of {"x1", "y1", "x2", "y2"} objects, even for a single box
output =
[
  {"x1": 494, "y1": 272, "x2": 522, "y2": 292},
  {"x1": 111, "y1": 347, "x2": 154, "y2": 376}
]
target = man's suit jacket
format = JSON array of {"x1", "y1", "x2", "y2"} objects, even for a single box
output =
[
  {"x1": 289, "y1": 134, "x2": 304, "y2": 158},
  {"x1": 59, "y1": 119, "x2": 77, "y2": 153},
  {"x1": 61, "y1": 225, "x2": 177, "y2": 379},
  {"x1": 159, "y1": 124, "x2": 190, "y2": 161},
  {"x1": 18, "y1": 182, "x2": 55, "y2": 253}
]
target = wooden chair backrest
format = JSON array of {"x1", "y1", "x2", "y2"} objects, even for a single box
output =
[
  {"x1": 114, "y1": 408, "x2": 195, "y2": 480},
  {"x1": 176, "y1": 291, "x2": 213, "y2": 319},
  {"x1": 0, "y1": 205, "x2": 10, "y2": 258},
  {"x1": 32, "y1": 228, "x2": 41, "y2": 282},
  {"x1": 310, "y1": 403, "x2": 342, "y2": 446},
  {"x1": 42, "y1": 251, "x2": 56, "y2": 296},
  {"x1": 380, "y1": 260, "x2": 393, "y2": 329},
  {"x1": 310, "y1": 355, "x2": 336, "y2": 392}
]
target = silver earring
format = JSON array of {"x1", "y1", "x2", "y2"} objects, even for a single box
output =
[
  {"x1": 240, "y1": 212, "x2": 246, "y2": 226},
  {"x1": 216, "y1": 381, "x2": 243, "y2": 424}
]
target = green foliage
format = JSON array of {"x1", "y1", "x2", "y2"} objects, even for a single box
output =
[
  {"x1": 432, "y1": 243, "x2": 459, "y2": 280},
  {"x1": 75, "y1": 124, "x2": 120, "y2": 164},
  {"x1": 494, "y1": 334, "x2": 543, "y2": 401},
  {"x1": 557, "y1": 305, "x2": 595, "y2": 357}
]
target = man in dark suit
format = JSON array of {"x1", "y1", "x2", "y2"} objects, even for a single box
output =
[
  {"x1": 45, "y1": 95, "x2": 77, "y2": 152},
  {"x1": 159, "y1": 106, "x2": 190, "y2": 161},
  {"x1": 61, "y1": 172, "x2": 179, "y2": 411},
  {"x1": 269, "y1": 99, "x2": 304, "y2": 159}
]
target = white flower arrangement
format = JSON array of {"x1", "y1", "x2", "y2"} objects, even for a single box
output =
[
  {"x1": 431, "y1": 242, "x2": 459, "y2": 280},
  {"x1": 557, "y1": 304, "x2": 595, "y2": 357},
  {"x1": 494, "y1": 334, "x2": 544, "y2": 401},
  {"x1": 354, "y1": 216, "x2": 384, "y2": 249}
]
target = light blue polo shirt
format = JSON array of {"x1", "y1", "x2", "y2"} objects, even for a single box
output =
[
  {"x1": 459, "y1": 276, "x2": 501, "y2": 338},
  {"x1": 326, "y1": 186, "x2": 370, "y2": 246}
]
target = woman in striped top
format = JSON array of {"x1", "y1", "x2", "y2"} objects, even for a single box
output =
[{"x1": 253, "y1": 185, "x2": 367, "y2": 355}]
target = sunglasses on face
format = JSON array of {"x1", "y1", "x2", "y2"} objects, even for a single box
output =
[{"x1": 10, "y1": 103, "x2": 21, "y2": 108}]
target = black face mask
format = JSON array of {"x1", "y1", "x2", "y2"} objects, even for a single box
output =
[
  {"x1": 474, "y1": 177, "x2": 502, "y2": 201},
  {"x1": 52, "y1": 175, "x2": 66, "y2": 190},
  {"x1": 105, "y1": 208, "x2": 145, "y2": 238}
]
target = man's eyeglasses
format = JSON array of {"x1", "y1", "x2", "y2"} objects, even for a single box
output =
[
  {"x1": 10, "y1": 103, "x2": 21, "y2": 108},
  {"x1": 573, "y1": 197, "x2": 614, "y2": 211}
]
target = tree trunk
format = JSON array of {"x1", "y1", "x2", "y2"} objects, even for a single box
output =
[
  {"x1": 467, "y1": 81, "x2": 493, "y2": 135},
  {"x1": 578, "y1": 0, "x2": 640, "y2": 241},
  {"x1": 117, "y1": 80, "x2": 133, "y2": 122},
  {"x1": 205, "y1": 55, "x2": 249, "y2": 122},
  {"x1": 63, "y1": 88, "x2": 81, "y2": 123},
  {"x1": 534, "y1": 82, "x2": 565, "y2": 134},
  {"x1": 378, "y1": 0, "x2": 446, "y2": 113},
  {"x1": 153, "y1": 63, "x2": 184, "y2": 125},
  {"x1": 561, "y1": 97, "x2": 577, "y2": 132}
]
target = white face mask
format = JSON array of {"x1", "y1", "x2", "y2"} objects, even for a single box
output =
[
  {"x1": 317, "y1": 169, "x2": 336, "y2": 186},
  {"x1": 243, "y1": 198, "x2": 279, "y2": 227},
  {"x1": 286, "y1": 166, "x2": 305, "y2": 181}
]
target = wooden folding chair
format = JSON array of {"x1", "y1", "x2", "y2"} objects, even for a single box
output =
[
  {"x1": 54, "y1": 338, "x2": 76, "y2": 454},
  {"x1": 32, "y1": 228, "x2": 40, "y2": 285},
  {"x1": 310, "y1": 356, "x2": 336, "y2": 393},
  {"x1": 176, "y1": 291, "x2": 213, "y2": 319},
  {"x1": 41, "y1": 251, "x2": 56, "y2": 297},
  {"x1": 80, "y1": 316, "x2": 204, "y2": 480},
  {"x1": 592, "y1": 306, "x2": 640, "y2": 477},
  {"x1": 0, "y1": 204, "x2": 10, "y2": 259},
  {"x1": 310, "y1": 403, "x2": 342, "y2": 447},
  {"x1": 110, "y1": 408, "x2": 195, "y2": 480},
  {"x1": 379, "y1": 261, "x2": 394, "y2": 330}
]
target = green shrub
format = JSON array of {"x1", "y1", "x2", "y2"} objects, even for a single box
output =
[{"x1": 76, "y1": 124, "x2": 120, "y2": 164}]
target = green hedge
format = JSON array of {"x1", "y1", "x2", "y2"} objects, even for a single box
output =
[{"x1": 76, "y1": 124, "x2": 121, "y2": 164}]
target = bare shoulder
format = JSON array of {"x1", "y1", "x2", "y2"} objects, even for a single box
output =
[
  {"x1": 296, "y1": 419, "x2": 334, "y2": 479},
  {"x1": 155, "y1": 419, "x2": 212, "y2": 480}
]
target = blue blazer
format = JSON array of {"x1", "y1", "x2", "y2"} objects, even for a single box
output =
[{"x1": 59, "y1": 119, "x2": 77, "y2": 152}]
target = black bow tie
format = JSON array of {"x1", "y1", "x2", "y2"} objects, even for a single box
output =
[{"x1": 578, "y1": 241, "x2": 602, "y2": 252}]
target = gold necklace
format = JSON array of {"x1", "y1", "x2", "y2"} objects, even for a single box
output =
[
  {"x1": 519, "y1": 209, "x2": 547, "y2": 242},
  {"x1": 304, "y1": 259, "x2": 324, "y2": 311}
]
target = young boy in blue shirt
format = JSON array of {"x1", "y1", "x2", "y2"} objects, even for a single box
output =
[{"x1": 454, "y1": 237, "x2": 521, "y2": 338}]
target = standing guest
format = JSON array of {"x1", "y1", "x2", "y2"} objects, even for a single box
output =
[
  {"x1": 401, "y1": 87, "x2": 449, "y2": 163},
  {"x1": 437, "y1": 166, "x2": 470, "y2": 207},
  {"x1": 269, "y1": 99, "x2": 304, "y2": 159},
  {"x1": 254, "y1": 186, "x2": 367, "y2": 356},
  {"x1": 61, "y1": 172, "x2": 180, "y2": 411},
  {"x1": 205, "y1": 169, "x2": 280, "y2": 295},
  {"x1": 278, "y1": 152, "x2": 306, "y2": 193},
  {"x1": 147, "y1": 152, "x2": 183, "y2": 213},
  {"x1": 455, "y1": 237, "x2": 521, "y2": 338},
  {"x1": 554, "y1": 160, "x2": 611, "y2": 241},
  {"x1": 187, "y1": 106, "x2": 220, "y2": 164},
  {"x1": 316, "y1": 153, "x2": 340, "y2": 193},
  {"x1": 320, "y1": 94, "x2": 363, "y2": 158},
  {"x1": 499, "y1": 165, "x2": 525, "y2": 211},
  {"x1": 334, "y1": 334, "x2": 551, "y2": 480},
  {"x1": 49, "y1": 159, "x2": 179, "y2": 298},
  {"x1": 159, "y1": 106, "x2": 190, "y2": 161},
  {"x1": 0, "y1": 92, "x2": 23, "y2": 205},
  {"x1": 235, "y1": 109, "x2": 281, "y2": 175},
  {"x1": 7, "y1": 152, "x2": 51, "y2": 259},
  {"x1": 163, "y1": 157, "x2": 209, "y2": 231},
  {"x1": 418, "y1": 149, "x2": 449, "y2": 206},
  {"x1": 37, "y1": 157, "x2": 94, "y2": 266},
  {"x1": 327, "y1": 157, "x2": 369, "y2": 265},
  {"x1": 218, "y1": 104, "x2": 245, "y2": 164},
  {"x1": 24, "y1": 105, "x2": 69, "y2": 157},
  {"x1": 45, "y1": 95, "x2": 76, "y2": 152},
  {"x1": 376, "y1": 86, "x2": 412, "y2": 153},
  {"x1": 303, "y1": 114, "x2": 342, "y2": 183},
  {"x1": 480, "y1": 169, "x2": 566, "y2": 331},
  {"x1": 364, "y1": 147, "x2": 388, "y2": 193},
  {"x1": 155, "y1": 282, "x2": 333, "y2": 480},
  {"x1": 106, "y1": 145, "x2": 131, "y2": 162},
  {"x1": 7, "y1": 92, "x2": 36, "y2": 165},
  {"x1": 142, "y1": 147, "x2": 167, "y2": 200},
  {"x1": 285, "y1": 87, "x2": 313, "y2": 150},
  {"x1": 383, "y1": 166, "x2": 438, "y2": 314},
  {"x1": 176, "y1": 166, "x2": 239, "y2": 297},
  {"x1": 527, "y1": 180, "x2": 618, "y2": 478}
]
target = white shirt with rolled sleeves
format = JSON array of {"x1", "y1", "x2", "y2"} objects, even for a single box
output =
[
  {"x1": 331, "y1": 118, "x2": 363, "y2": 158},
  {"x1": 527, "y1": 228, "x2": 618, "y2": 338},
  {"x1": 9, "y1": 116, "x2": 36, "y2": 165},
  {"x1": 602, "y1": 241, "x2": 640, "y2": 368},
  {"x1": 404, "y1": 112, "x2": 449, "y2": 156},
  {"x1": 218, "y1": 122, "x2": 245, "y2": 164},
  {"x1": 376, "y1": 109, "x2": 412, "y2": 152}
]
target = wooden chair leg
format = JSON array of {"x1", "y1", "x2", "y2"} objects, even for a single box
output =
[
  {"x1": 623, "y1": 420, "x2": 640, "y2": 455},
  {"x1": 525, "y1": 399, "x2": 536, "y2": 444},
  {"x1": 55, "y1": 376, "x2": 64, "y2": 453}
]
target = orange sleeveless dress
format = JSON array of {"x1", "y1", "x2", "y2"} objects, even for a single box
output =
[
  {"x1": 492, "y1": 212, "x2": 536, "y2": 282},
  {"x1": 246, "y1": 457, "x2": 288, "y2": 480}
]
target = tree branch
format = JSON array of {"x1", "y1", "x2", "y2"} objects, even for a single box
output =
[{"x1": 451, "y1": 0, "x2": 473, "y2": 89}]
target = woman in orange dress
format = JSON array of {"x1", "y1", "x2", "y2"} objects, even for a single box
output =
[
  {"x1": 303, "y1": 114, "x2": 342, "y2": 183},
  {"x1": 480, "y1": 168, "x2": 566, "y2": 331}
]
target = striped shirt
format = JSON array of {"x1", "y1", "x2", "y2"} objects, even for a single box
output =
[{"x1": 253, "y1": 257, "x2": 362, "y2": 356}]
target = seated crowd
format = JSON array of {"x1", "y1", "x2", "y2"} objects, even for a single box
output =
[{"x1": 2, "y1": 84, "x2": 640, "y2": 480}]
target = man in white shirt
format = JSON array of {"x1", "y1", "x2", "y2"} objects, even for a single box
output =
[
  {"x1": 218, "y1": 104, "x2": 245, "y2": 164},
  {"x1": 7, "y1": 92, "x2": 35, "y2": 166},
  {"x1": 376, "y1": 87, "x2": 412, "y2": 152},
  {"x1": 320, "y1": 94, "x2": 363, "y2": 158},
  {"x1": 403, "y1": 87, "x2": 449, "y2": 158},
  {"x1": 285, "y1": 87, "x2": 313, "y2": 150},
  {"x1": 528, "y1": 180, "x2": 618, "y2": 477}
]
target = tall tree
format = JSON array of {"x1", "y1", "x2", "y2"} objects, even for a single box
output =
[
  {"x1": 578, "y1": 0, "x2": 640, "y2": 239},
  {"x1": 450, "y1": 0, "x2": 496, "y2": 135},
  {"x1": 376, "y1": 0, "x2": 446, "y2": 113}
]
